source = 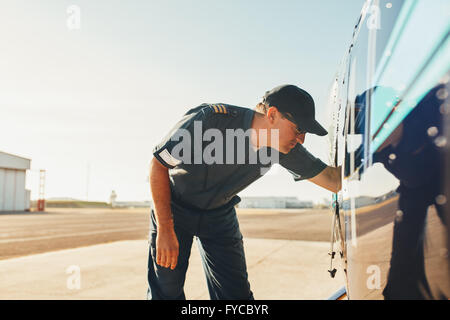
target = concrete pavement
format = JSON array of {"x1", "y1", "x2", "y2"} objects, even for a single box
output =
[
  {"x1": 0, "y1": 238, "x2": 345, "y2": 300},
  {"x1": 0, "y1": 208, "x2": 332, "y2": 260}
]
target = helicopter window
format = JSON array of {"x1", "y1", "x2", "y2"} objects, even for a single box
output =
[{"x1": 342, "y1": 0, "x2": 409, "y2": 177}]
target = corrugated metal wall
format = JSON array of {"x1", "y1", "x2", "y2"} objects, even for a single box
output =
[{"x1": 0, "y1": 168, "x2": 29, "y2": 211}]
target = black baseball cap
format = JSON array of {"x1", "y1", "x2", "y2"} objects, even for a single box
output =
[{"x1": 263, "y1": 84, "x2": 328, "y2": 136}]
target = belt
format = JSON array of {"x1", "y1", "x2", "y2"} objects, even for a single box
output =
[{"x1": 170, "y1": 195, "x2": 241, "y2": 214}]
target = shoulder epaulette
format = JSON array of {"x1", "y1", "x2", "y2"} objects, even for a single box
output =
[{"x1": 210, "y1": 104, "x2": 229, "y2": 114}]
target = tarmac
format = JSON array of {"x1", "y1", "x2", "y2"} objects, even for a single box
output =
[
  {"x1": 0, "y1": 208, "x2": 345, "y2": 300},
  {"x1": 0, "y1": 238, "x2": 345, "y2": 300}
]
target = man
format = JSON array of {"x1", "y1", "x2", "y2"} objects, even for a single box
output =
[{"x1": 148, "y1": 84, "x2": 341, "y2": 300}]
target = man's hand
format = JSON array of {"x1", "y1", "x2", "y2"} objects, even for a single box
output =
[
  {"x1": 149, "y1": 156, "x2": 179, "y2": 270},
  {"x1": 156, "y1": 225, "x2": 179, "y2": 270}
]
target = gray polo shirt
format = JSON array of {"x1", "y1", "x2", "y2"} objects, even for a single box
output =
[{"x1": 153, "y1": 103, "x2": 327, "y2": 210}]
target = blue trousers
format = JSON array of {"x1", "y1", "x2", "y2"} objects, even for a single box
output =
[{"x1": 147, "y1": 200, "x2": 254, "y2": 300}]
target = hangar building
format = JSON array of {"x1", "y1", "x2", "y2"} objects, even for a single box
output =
[
  {"x1": 239, "y1": 196, "x2": 314, "y2": 209},
  {"x1": 0, "y1": 151, "x2": 31, "y2": 211}
]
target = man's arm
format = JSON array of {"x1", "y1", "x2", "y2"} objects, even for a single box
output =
[
  {"x1": 149, "y1": 157, "x2": 179, "y2": 270},
  {"x1": 308, "y1": 166, "x2": 342, "y2": 193}
]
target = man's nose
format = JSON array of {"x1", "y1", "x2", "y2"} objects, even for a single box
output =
[{"x1": 296, "y1": 134, "x2": 305, "y2": 145}]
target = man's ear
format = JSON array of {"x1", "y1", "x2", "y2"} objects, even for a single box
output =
[{"x1": 266, "y1": 106, "x2": 279, "y2": 123}]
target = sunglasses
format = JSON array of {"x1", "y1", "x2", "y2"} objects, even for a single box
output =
[{"x1": 280, "y1": 112, "x2": 307, "y2": 135}]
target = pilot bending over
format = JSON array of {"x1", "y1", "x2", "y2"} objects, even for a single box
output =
[{"x1": 148, "y1": 84, "x2": 341, "y2": 300}]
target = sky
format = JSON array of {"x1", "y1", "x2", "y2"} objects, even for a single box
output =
[{"x1": 0, "y1": 0, "x2": 365, "y2": 203}]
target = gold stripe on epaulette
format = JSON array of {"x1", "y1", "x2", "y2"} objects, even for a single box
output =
[
  {"x1": 220, "y1": 105, "x2": 227, "y2": 114},
  {"x1": 211, "y1": 104, "x2": 228, "y2": 114}
]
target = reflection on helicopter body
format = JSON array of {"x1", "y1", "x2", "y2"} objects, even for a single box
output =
[
  {"x1": 343, "y1": 85, "x2": 449, "y2": 299},
  {"x1": 326, "y1": 0, "x2": 450, "y2": 299},
  {"x1": 374, "y1": 85, "x2": 447, "y2": 299}
]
